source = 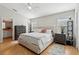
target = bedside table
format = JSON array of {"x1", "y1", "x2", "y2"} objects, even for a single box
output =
[
  {"x1": 54, "y1": 33, "x2": 66, "y2": 45},
  {"x1": 66, "y1": 39, "x2": 73, "y2": 46}
]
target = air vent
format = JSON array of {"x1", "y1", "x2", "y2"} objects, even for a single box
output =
[{"x1": 12, "y1": 9, "x2": 17, "y2": 12}]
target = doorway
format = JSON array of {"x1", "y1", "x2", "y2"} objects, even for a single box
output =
[{"x1": 2, "y1": 18, "x2": 13, "y2": 43}]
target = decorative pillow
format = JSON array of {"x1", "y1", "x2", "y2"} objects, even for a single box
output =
[{"x1": 41, "y1": 28, "x2": 47, "y2": 33}]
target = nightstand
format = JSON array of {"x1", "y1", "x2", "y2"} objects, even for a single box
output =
[
  {"x1": 66, "y1": 39, "x2": 73, "y2": 46},
  {"x1": 54, "y1": 33, "x2": 66, "y2": 45}
]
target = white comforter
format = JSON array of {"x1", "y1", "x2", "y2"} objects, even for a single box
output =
[{"x1": 18, "y1": 32, "x2": 53, "y2": 54}]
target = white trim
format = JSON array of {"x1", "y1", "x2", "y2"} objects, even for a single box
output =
[{"x1": 0, "y1": 18, "x2": 3, "y2": 43}]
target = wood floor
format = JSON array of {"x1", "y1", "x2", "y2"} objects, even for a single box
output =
[{"x1": 0, "y1": 38, "x2": 79, "y2": 55}]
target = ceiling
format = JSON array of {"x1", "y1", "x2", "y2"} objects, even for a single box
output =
[{"x1": 0, "y1": 3, "x2": 76, "y2": 19}]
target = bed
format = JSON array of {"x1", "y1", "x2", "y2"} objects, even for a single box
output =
[{"x1": 18, "y1": 30, "x2": 53, "y2": 54}]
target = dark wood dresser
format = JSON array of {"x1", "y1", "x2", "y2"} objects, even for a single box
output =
[
  {"x1": 54, "y1": 33, "x2": 66, "y2": 45},
  {"x1": 15, "y1": 25, "x2": 26, "y2": 40}
]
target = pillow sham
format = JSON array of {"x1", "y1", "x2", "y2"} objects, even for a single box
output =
[{"x1": 41, "y1": 28, "x2": 47, "y2": 33}]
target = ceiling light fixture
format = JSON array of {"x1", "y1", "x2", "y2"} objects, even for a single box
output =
[
  {"x1": 27, "y1": 3, "x2": 32, "y2": 10},
  {"x1": 28, "y1": 6, "x2": 32, "y2": 10}
]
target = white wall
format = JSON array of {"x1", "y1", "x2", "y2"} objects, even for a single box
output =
[
  {"x1": 31, "y1": 10, "x2": 75, "y2": 33},
  {"x1": 12, "y1": 13, "x2": 29, "y2": 40},
  {"x1": 76, "y1": 9, "x2": 79, "y2": 50},
  {"x1": 75, "y1": 4, "x2": 79, "y2": 50},
  {"x1": 0, "y1": 5, "x2": 28, "y2": 42},
  {"x1": 77, "y1": 9, "x2": 79, "y2": 50},
  {"x1": 0, "y1": 18, "x2": 3, "y2": 43}
]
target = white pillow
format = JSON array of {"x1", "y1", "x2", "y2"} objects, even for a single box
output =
[{"x1": 45, "y1": 29, "x2": 51, "y2": 34}]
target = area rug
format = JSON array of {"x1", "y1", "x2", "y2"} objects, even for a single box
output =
[{"x1": 48, "y1": 44, "x2": 65, "y2": 55}]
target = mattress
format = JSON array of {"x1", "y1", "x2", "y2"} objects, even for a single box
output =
[{"x1": 18, "y1": 32, "x2": 53, "y2": 54}]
